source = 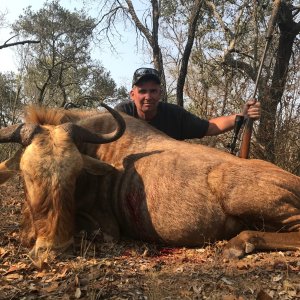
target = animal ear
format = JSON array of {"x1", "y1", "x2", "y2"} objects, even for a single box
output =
[
  {"x1": 81, "y1": 154, "x2": 116, "y2": 176},
  {"x1": 0, "y1": 148, "x2": 22, "y2": 184}
]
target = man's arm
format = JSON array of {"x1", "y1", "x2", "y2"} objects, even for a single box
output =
[
  {"x1": 205, "y1": 100, "x2": 261, "y2": 136},
  {"x1": 206, "y1": 114, "x2": 237, "y2": 136}
]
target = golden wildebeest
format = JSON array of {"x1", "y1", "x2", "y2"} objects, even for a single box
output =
[{"x1": 0, "y1": 104, "x2": 299, "y2": 259}]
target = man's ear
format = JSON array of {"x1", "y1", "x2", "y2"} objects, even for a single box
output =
[
  {"x1": 81, "y1": 154, "x2": 116, "y2": 176},
  {"x1": 130, "y1": 89, "x2": 135, "y2": 100}
]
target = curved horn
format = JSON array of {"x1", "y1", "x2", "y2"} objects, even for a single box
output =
[
  {"x1": 62, "y1": 103, "x2": 126, "y2": 144},
  {"x1": 99, "y1": 102, "x2": 126, "y2": 142},
  {"x1": 0, "y1": 124, "x2": 41, "y2": 146}
]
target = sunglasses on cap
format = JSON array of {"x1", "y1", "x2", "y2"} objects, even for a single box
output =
[{"x1": 132, "y1": 68, "x2": 161, "y2": 86}]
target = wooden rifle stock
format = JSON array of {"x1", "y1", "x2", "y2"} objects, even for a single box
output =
[
  {"x1": 239, "y1": 118, "x2": 253, "y2": 159},
  {"x1": 238, "y1": 0, "x2": 281, "y2": 159}
]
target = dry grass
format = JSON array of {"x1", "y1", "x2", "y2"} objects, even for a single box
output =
[{"x1": 1, "y1": 178, "x2": 300, "y2": 300}]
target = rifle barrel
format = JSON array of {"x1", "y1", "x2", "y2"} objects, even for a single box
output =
[{"x1": 239, "y1": 0, "x2": 281, "y2": 159}]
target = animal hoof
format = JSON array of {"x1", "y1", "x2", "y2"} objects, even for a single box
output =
[
  {"x1": 245, "y1": 242, "x2": 255, "y2": 254},
  {"x1": 223, "y1": 246, "x2": 245, "y2": 259},
  {"x1": 28, "y1": 245, "x2": 47, "y2": 261}
]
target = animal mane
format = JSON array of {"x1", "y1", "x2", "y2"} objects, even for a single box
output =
[{"x1": 24, "y1": 106, "x2": 100, "y2": 125}]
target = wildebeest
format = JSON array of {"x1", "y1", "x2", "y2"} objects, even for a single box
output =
[{"x1": 0, "y1": 104, "x2": 300, "y2": 259}]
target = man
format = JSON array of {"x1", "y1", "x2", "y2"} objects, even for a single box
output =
[{"x1": 115, "y1": 67, "x2": 260, "y2": 140}]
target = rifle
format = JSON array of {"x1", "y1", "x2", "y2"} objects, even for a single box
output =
[
  {"x1": 229, "y1": 115, "x2": 244, "y2": 155},
  {"x1": 233, "y1": 0, "x2": 282, "y2": 158}
]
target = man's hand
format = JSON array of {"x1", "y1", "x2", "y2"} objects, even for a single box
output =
[
  {"x1": 206, "y1": 99, "x2": 261, "y2": 136},
  {"x1": 242, "y1": 99, "x2": 261, "y2": 120}
]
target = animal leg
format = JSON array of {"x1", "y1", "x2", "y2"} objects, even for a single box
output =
[
  {"x1": 20, "y1": 202, "x2": 36, "y2": 247},
  {"x1": 0, "y1": 148, "x2": 22, "y2": 184},
  {"x1": 223, "y1": 230, "x2": 300, "y2": 259},
  {"x1": 29, "y1": 236, "x2": 74, "y2": 262}
]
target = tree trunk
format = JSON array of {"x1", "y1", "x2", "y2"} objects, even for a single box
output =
[
  {"x1": 176, "y1": 0, "x2": 203, "y2": 107},
  {"x1": 126, "y1": 0, "x2": 167, "y2": 101},
  {"x1": 257, "y1": 2, "x2": 300, "y2": 162},
  {"x1": 151, "y1": 0, "x2": 167, "y2": 102}
]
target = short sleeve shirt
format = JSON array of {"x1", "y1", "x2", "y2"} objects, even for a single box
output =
[{"x1": 115, "y1": 100, "x2": 209, "y2": 140}]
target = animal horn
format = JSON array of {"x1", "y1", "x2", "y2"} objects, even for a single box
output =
[
  {"x1": 0, "y1": 123, "x2": 41, "y2": 146},
  {"x1": 99, "y1": 102, "x2": 126, "y2": 142},
  {"x1": 62, "y1": 103, "x2": 126, "y2": 144}
]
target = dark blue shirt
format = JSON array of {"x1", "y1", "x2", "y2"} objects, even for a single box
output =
[{"x1": 115, "y1": 101, "x2": 209, "y2": 140}]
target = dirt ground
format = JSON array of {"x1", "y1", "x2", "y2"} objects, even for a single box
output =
[{"x1": 1, "y1": 178, "x2": 300, "y2": 300}]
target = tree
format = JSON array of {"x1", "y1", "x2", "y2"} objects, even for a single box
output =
[
  {"x1": 96, "y1": 0, "x2": 204, "y2": 104},
  {"x1": 12, "y1": 0, "x2": 122, "y2": 107},
  {"x1": 0, "y1": 72, "x2": 23, "y2": 161},
  {"x1": 96, "y1": 0, "x2": 166, "y2": 100},
  {"x1": 0, "y1": 72, "x2": 23, "y2": 127},
  {"x1": 199, "y1": 0, "x2": 300, "y2": 163},
  {"x1": 0, "y1": 9, "x2": 39, "y2": 50},
  {"x1": 256, "y1": 1, "x2": 300, "y2": 162}
]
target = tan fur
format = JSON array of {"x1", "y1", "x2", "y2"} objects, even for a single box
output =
[
  {"x1": 24, "y1": 105, "x2": 100, "y2": 125},
  {"x1": 80, "y1": 113, "x2": 300, "y2": 257},
  {"x1": 19, "y1": 125, "x2": 83, "y2": 256},
  {"x1": 1, "y1": 106, "x2": 300, "y2": 259},
  {"x1": 0, "y1": 107, "x2": 120, "y2": 256}
]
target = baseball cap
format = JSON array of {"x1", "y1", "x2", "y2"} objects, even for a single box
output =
[{"x1": 132, "y1": 67, "x2": 161, "y2": 86}]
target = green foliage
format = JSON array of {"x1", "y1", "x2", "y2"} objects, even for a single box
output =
[
  {"x1": 0, "y1": 72, "x2": 23, "y2": 126},
  {"x1": 11, "y1": 0, "x2": 120, "y2": 107}
]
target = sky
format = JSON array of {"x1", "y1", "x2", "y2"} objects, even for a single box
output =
[{"x1": 0, "y1": 0, "x2": 151, "y2": 89}]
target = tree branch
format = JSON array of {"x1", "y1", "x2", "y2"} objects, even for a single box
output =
[
  {"x1": 205, "y1": 0, "x2": 234, "y2": 40},
  {"x1": 222, "y1": 52, "x2": 256, "y2": 81},
  {"x1": 0, "y1": 40, "x2": 40, "y2": 50},
  {"x1": 125, "y1": 0, "x2": 153, "y2": 45}
]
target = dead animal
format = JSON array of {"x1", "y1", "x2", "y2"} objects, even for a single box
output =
[{"x1": 0, "y1": 104, "x2": 299, "y2": 259}]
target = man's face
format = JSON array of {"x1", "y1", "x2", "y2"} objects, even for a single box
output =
[{"x1": 130, "y1": 80, "x2": 161, "y2": 117}]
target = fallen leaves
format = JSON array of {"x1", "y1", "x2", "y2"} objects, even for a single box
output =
[
  {"x1": 42, "y1": 282, "x2": 60, "y2": 293},
  {"x1": 1, "y1": 179, "x2": 300, "y2": 299},
  {"x1": 0, "y1": 247, "x2": 9, "y2": 259},
  {"x1": 4, "y1": 262, "x2": 27, "y2": 275},
  {"x1": 4, "y1": 273, "x2": 24, "y2": 281}
]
